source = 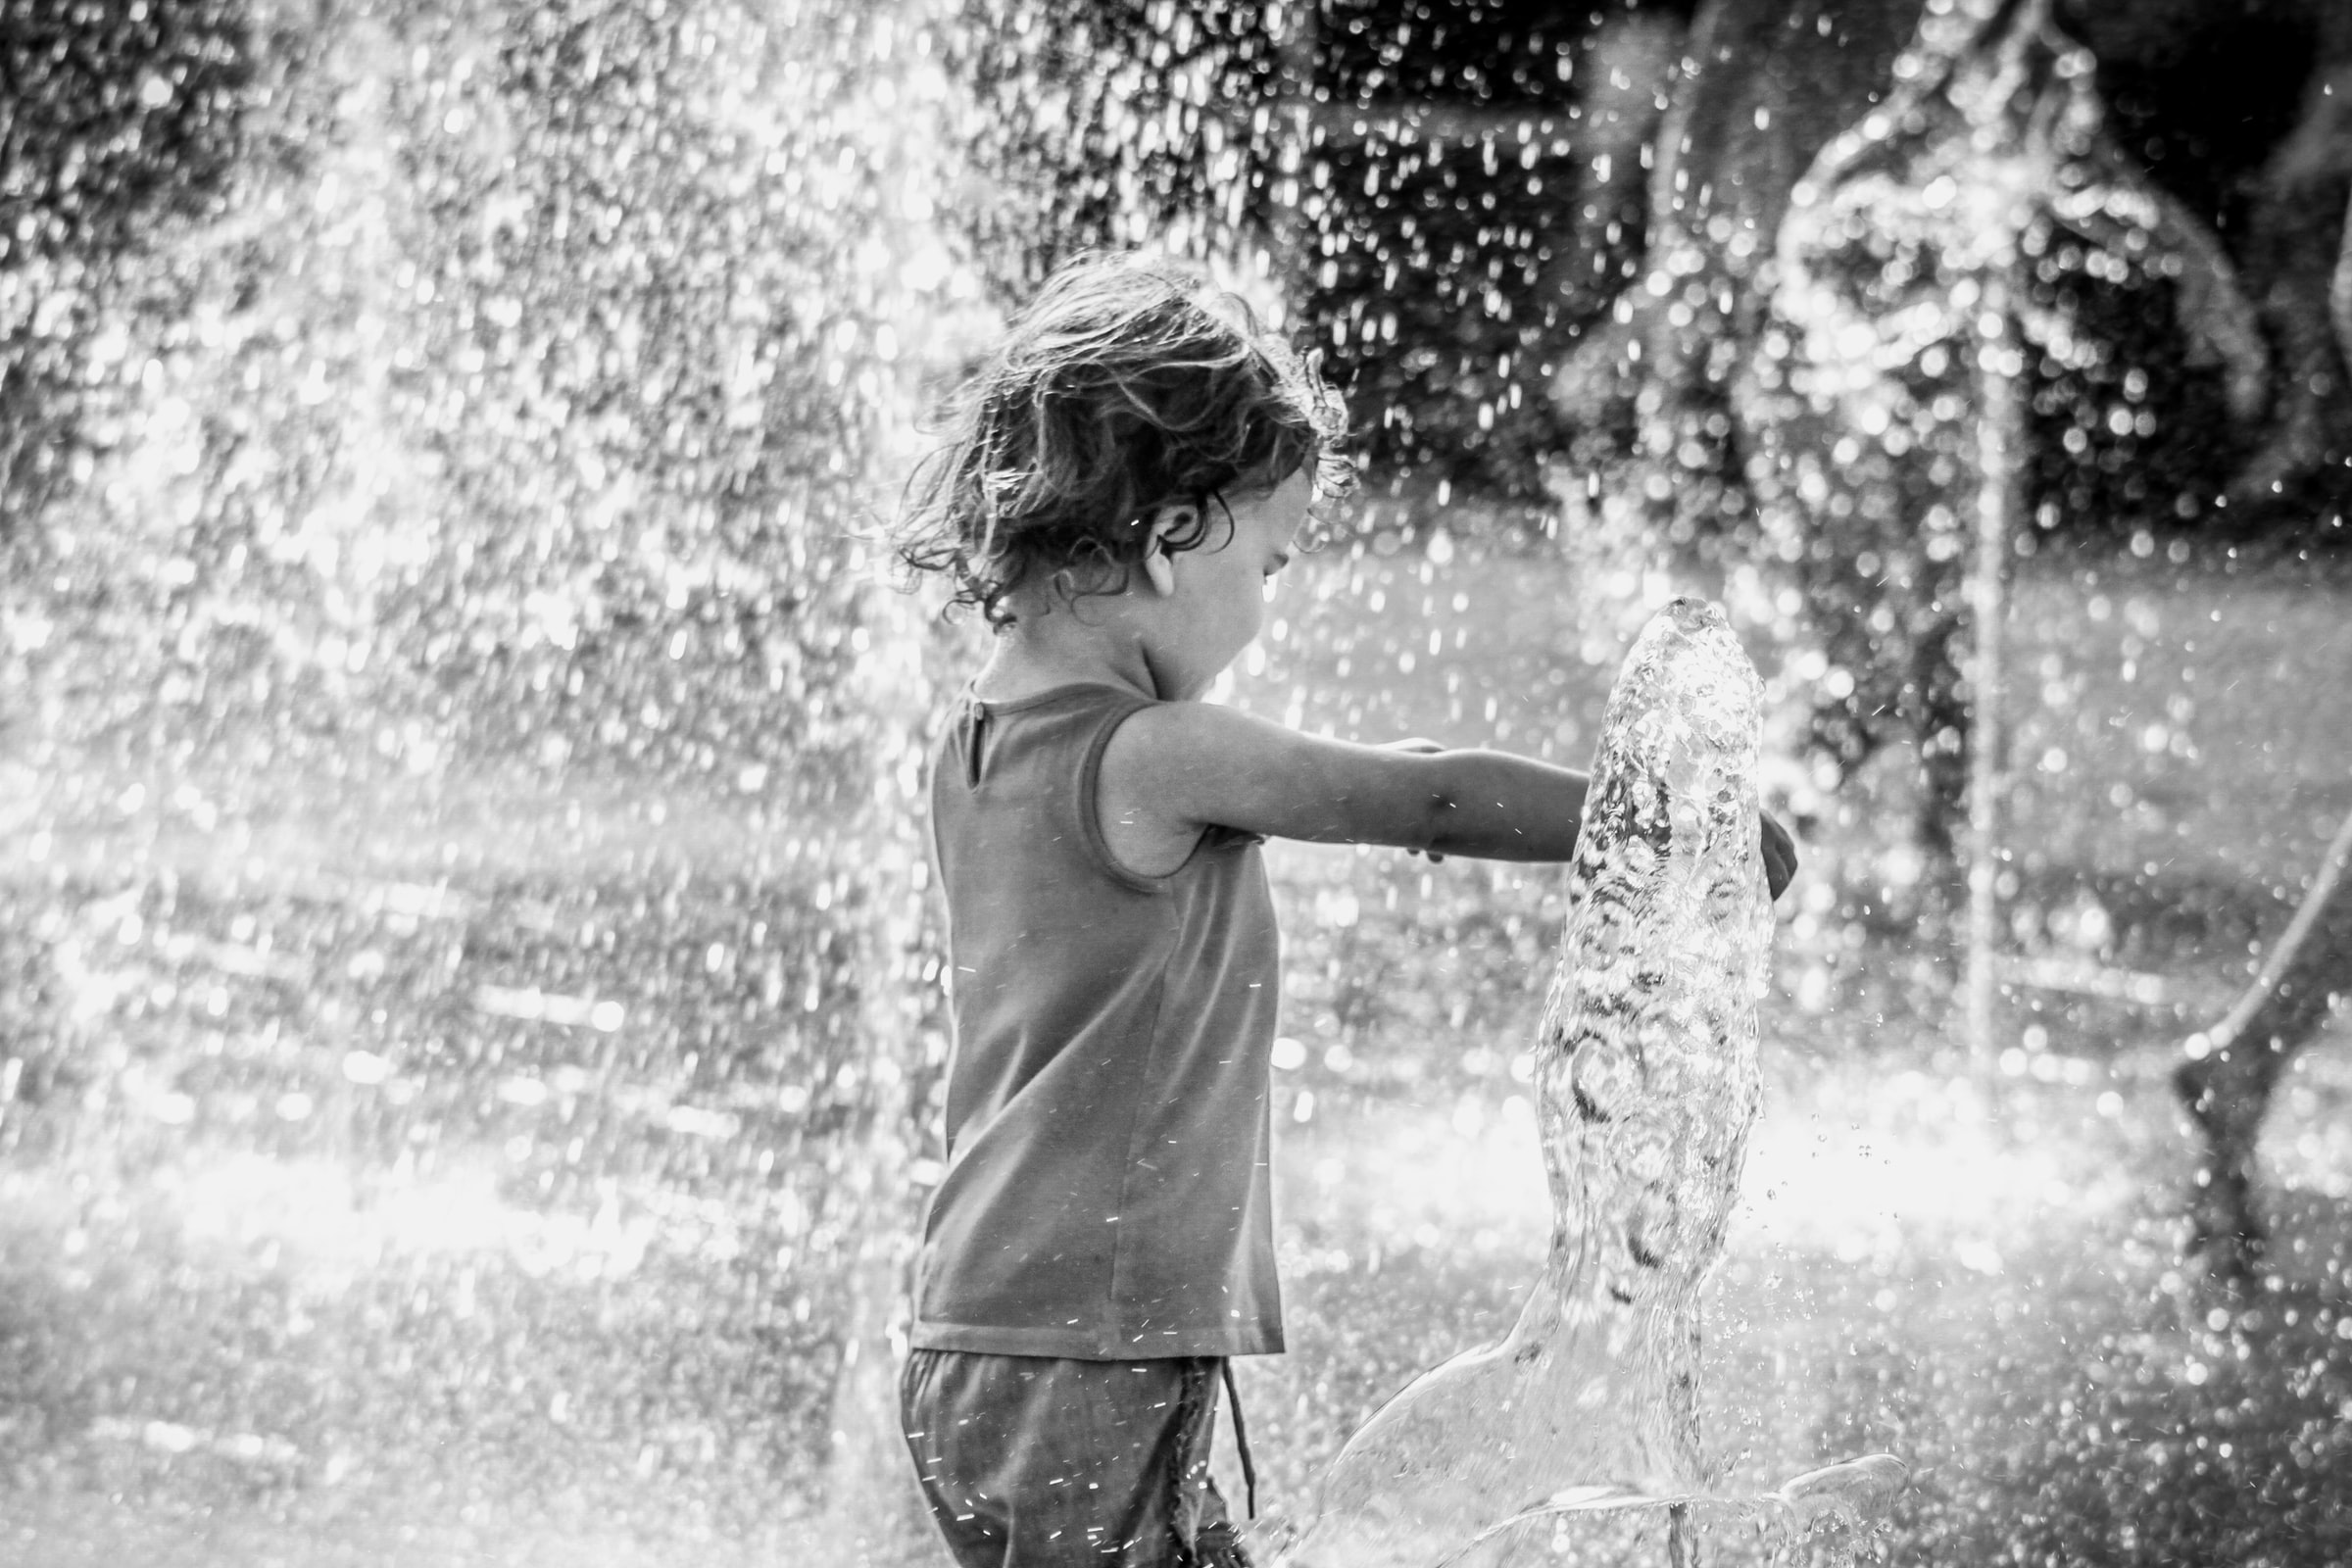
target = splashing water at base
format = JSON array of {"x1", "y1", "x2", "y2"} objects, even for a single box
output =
[{"x1": 1257, "y1": 601, "x2": 1903, "y2": 1568}]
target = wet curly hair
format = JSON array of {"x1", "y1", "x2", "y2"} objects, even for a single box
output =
[{"x1": 897, "y1": 251, "x2": 1353, "y2": 625}]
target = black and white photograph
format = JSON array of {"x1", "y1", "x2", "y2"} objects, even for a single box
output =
[{"x1": 3, "y1": 0, "x2": 2348, "y2": 1563}]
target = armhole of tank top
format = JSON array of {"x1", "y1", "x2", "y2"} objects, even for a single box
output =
[
  {"x1": 922, "y1": 740, "x2": 949, "y2": 893},
  {"x1": 1075, "y1": 695, "x2": 1177, "y2": 896},
  {"x1": 924, "y1": 707, "x2": 966, "y2": 877}
]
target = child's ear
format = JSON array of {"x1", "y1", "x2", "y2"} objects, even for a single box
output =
[{"x1": 1142, "y1": 507, "x2": 1193, "y2": 597}]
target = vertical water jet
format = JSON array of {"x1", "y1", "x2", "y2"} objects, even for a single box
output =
[{"x1": 1260, "y1": 600, "x2": 1900, "y2": 1568}]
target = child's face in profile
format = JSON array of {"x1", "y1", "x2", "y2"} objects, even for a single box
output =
[{"x1": 1147, "y1": 468, "x2": 1310, "y2": 701}]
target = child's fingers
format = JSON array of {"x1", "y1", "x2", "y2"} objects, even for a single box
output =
[{"x1": 1759, "y1": 812, "x2": 1799, "y2": 900}]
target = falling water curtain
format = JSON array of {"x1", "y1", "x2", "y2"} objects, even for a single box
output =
[{"x1": 3, "y1": 0, "x2": 958, "y2": 1541}]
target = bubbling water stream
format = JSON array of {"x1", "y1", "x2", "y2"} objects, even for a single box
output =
[{"x1": 1259, "y1": 600, "x2": 1902, "y2": 1568}]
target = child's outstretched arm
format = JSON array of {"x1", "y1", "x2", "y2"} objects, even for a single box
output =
[
  {"x1": 1101, "y1": 700, "x2": 1583, "y2": 862},
  {"x1": 1101, "y1": 703, "x2": 1797, "y2": 892}
]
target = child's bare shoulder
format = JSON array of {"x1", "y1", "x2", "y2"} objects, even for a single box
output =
[
  {"x1": 1103, "y1": 700, "x2": 1318, "y2": 798},
  {"x1": 1101, "y1": 700, "x2": 1440, "y2": 856}
]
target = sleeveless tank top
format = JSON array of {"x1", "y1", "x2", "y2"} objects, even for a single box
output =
[{"x1": 911, "y1": 682, "x2": 1284, "y2": 1359}]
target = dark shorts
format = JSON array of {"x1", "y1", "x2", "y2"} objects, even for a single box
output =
[{"x1": 900, "y1": 1349, "x2": 1250, "y2": 1568}]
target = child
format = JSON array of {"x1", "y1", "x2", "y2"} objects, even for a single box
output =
[{"x1": 893, "y1": 252, "x2": 1795, "y2": 1568}]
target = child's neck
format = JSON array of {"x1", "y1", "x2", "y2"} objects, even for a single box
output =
[{"x1": 973, "y1": 593, "x2": 1174, "y2": 704}]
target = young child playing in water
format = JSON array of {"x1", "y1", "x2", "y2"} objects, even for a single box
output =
[{"x1": 894, "y1": 251, "x2": 1794, "y2": 1568}]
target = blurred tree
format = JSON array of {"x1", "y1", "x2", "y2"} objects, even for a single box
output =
[
  {"x1": 1558, "y1": 0, "x2": 2348, "y2": 876},
  {"x1": 0, "y1": 0, "x2": 254, "y2": 540},
  {"x1": 2072, "y1": 0, "x2": 2352, "y2": 513}
]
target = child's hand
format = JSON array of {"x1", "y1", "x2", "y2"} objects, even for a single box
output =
[{"x1": 1761, "y1": 811, "x2": 1799, "y2": 901}]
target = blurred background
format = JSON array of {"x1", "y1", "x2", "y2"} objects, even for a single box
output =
[{"x1": 2, "y1": 0, "x2": 2347, "y2": 1562}]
